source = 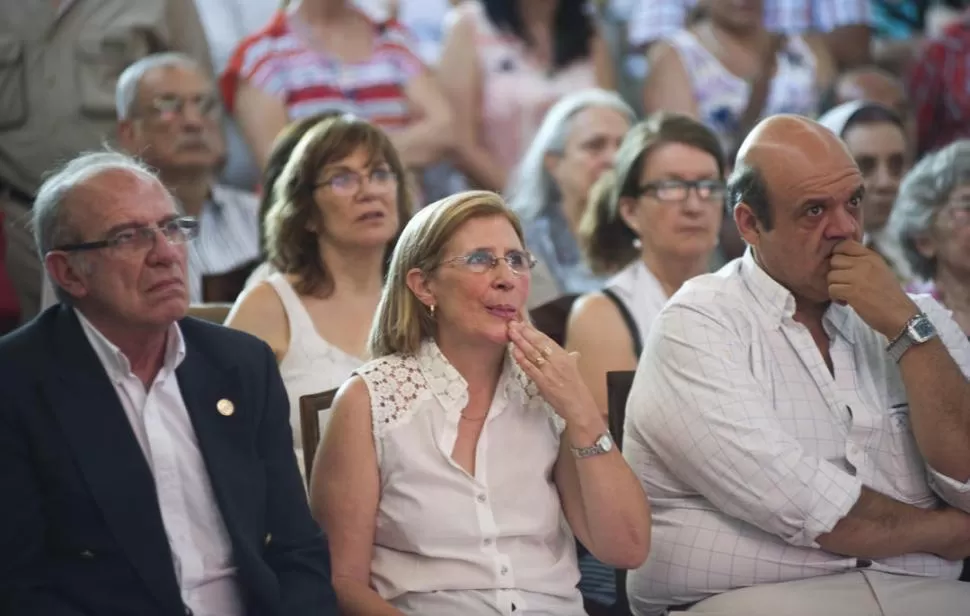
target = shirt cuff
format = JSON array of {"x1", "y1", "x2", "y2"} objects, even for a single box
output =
[
  {"x1": 928, "y1": 465, "x2": 970, "y2": 513},
  {"x1": 798, "y1": 470, "x2": 863, "y2": 549}
]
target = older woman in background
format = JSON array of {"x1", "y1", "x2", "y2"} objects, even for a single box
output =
[
  {"x1": 312, "y1": 190, "x2": 650, "y2": 615},
  {"x1": 226, "y1": 115, "x2": 411, "y2": 468},
  {"x1": 568, "y1": 112, "x2": 724, "y2": 423},
  {"x1": 890, "y1": 139, "x2": 970, "y2": 334},
  {"x1": 819, "y1": 101, "x2": 913, "y2": 279},
  {"x1": 438, "y1": 0, "x2": 616, "y2": 193},
  {"x1": 507, "y1": 88, "x2": 635, "y2": 308}
]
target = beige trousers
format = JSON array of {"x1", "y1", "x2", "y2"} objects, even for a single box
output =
[
  {"x1": 0, "y1": 192, "x2": 40, "y2": 322},
  {"x1": 684, "y1": 571, "x2": 970, "y2": 616}
]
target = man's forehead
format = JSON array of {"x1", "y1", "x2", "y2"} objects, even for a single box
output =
[
  {"x1": 140, "y1": 64, "x2": 211, "y2": 95},
  {"x1": 737, "y1": 115, "x2": 859, "y2": 187},
  {"x1": 73, "y1": 171, "x2": 175, "y2": 224}
]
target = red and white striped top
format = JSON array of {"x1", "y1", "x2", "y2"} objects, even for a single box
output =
[{"x1": 221, "y1": 9, "x2": 425, "y2": 129}]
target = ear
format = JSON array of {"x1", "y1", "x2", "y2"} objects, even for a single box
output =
[
  {"x1": 117, "y1": 119, "x2": 138, "y2": 151},
  {"x1": 733, "y1": 202, "x2": 761, "y2": 247},
  {"x1": 913, "y1": 230, "x2": 936, "y2": 261},
  {"x1": 405, "y1": 267, "x2": 436, "y2": 310},
  {"x1": 543, "y1": 151, "x2": 562, "y2": 179},
  {"x1": 45, "y1": 252, "x2": 90, "y2": 301},
  {"x1": 617, "y1": 195, "x2": 641, "y2": 236}
]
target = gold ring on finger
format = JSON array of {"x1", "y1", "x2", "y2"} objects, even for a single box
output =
[
  {"x1": 534, "y1": 355, "x2": 546, "y2": 367},
  {"x1": 542, "y1": 346, "x2": 553, "y2": 357}
]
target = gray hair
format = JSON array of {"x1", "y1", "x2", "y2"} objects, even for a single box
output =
[
  {"x1": 115, "y1": 52, "x2": 203, "y2": 120},
  {"x1": 34, "y1": 150, "x2": 162, "y2": 303},
  {"x1": 887, "y1": 139, "x2": 970, "y2": 280},
  {"x1": 505, "y1": 88, "x2": 636, "y2": 224}
]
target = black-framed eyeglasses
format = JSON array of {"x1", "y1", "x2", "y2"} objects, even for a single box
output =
[
  {"x1": 51, "y1": 217, "x2": 199, "y2": 254},
  {"x1": 437, "y1": 249, "x2": 537, "y2": 276},
  {"x1": 143, "y1": 93, "x2": 221, "y2": 119},
  {"x1": 638, "y1": 179, "x2": 726, "y2": 203},
  {"x1": 314, "y1": 167, "x2": 398, "y2": 196}
]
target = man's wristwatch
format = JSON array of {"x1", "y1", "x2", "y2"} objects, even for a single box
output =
[
  {"x1": 886, "y1": 312, "x2": 938, "y2": 363},
  {"x1": 570, "y1": 433, "x2": 614, "y2": 459}
]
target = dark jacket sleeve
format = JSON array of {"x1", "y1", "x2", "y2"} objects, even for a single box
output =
[
  {"x1": 0, "y1": 382, "x2": 90, "y2": 616},
  {"x1": 256, "y1": 343, "x2": 339, "y2": 615}
]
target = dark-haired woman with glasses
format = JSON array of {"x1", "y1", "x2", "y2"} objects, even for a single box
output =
[
  {"x1": 226, "y1": 115, "x2": 411, "y2": 472},
  {"x1": 567, "y1": 113, "x2": 725, "y2": 418}
]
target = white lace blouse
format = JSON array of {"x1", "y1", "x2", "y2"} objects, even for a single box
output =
[{"x1": 355, "y1": 340, "x2": 585, "y2": 615}]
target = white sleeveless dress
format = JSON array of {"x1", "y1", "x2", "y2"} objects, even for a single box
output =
[{"x1": 265, "y1": 273, "x2": 364, "y2": 464}]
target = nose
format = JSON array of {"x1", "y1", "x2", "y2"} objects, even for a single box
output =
[
  {"x1": 871, "y1": 161, "x2": 893, "y2": 190},
  {"x1": 825, "y1": 204, "x2": 860, "y2": 240},
  {"x1": 491, "y1": 258, "x2": 518, "y2": 290},
  {"x1": 146, "y1": 228, "x2": 182, "y2": 266},
  {"x1": 680, "y1": 188, "x2": 706, "y2": 216}
]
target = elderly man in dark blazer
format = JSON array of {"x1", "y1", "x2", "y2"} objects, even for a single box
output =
[{"x1": 0, "y1": 150, "x2": 337, "y2": 616}]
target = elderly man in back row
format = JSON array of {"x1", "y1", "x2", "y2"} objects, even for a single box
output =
[
  {"x1": 0, "y1": 151, "x2": 336, "y2": 615},
  {"x1": 40, "y1": 52, "x2": 260, "y2": 310},
  {"x1": 624, "y1": 114, "x2": 970, "y2": 615}
]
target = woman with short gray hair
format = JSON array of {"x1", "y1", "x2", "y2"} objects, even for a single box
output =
[
  {"x1": 506, "y1": 88, "x2": 635, "y2": 308},
  {"x1": 889, "y1": 139, "x2": 970, "y2": 334}
]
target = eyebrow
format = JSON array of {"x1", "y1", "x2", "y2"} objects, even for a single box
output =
[{"x1": 101, "y1": 214, "x2": 180, "y2": 238}]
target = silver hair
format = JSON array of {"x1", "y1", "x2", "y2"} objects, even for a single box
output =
[
  {"x1": 33, "y1": 150, "x2": 162, "y2": 303},
  {"x1": 505, "y1": 88, "x2": 636, "y2": 224},
  {"x1": 887, "y1": 139, "x2": 970, "y2": 280},
  {"x1": 115, "y1": 52, "x2": 203, "y2": 120}
]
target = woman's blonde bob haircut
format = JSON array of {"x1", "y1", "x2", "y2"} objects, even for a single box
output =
[{"x1": 368, "y1": 190, "x2": 526, "y2": 358}]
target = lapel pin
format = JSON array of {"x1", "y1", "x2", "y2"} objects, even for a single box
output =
[{"x1": 217, "y1": 399, "x2": 235, "y2": 417}]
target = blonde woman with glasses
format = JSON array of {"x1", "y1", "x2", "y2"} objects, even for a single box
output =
[
  {"x1": 311, "y1": 190, "x2": 650, "y2": 615},
  {"x1": 226, "y1": 115, "x2": 411, "y2": 468}
]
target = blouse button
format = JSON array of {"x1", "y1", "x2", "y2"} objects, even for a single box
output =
[
  {"x1": 500, "y1": 565, "x2": 509, "y2": 575},
  {"x1": 483, "y1": 538, "x2": 493, "y2": 546},
  {"x1": 477, "y1": 494, "x2": 487, "y2": 503}
]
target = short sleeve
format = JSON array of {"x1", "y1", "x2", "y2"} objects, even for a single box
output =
[
  {"x1": 627, "y1": 0, "x2": 691, "y2": 47},
  {"x1": 380, "y1": 20, "x2": 429, "y2": 80},
  {"x1": 219, "y1": 11, "x2": 289, "y2": 114}
]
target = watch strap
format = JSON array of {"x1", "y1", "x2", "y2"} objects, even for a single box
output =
[{"x1": 570, "y1": 433, "x2": 613, "y2": 459}]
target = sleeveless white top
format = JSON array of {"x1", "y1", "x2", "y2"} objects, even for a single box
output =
[
  {"x1": 664, "y1": 29, "x2": 819, "y2": 155},
  {"x1": 605, "y1": 260, "x2": 670, "y2": 352},
  {"x1": 355, "y1": 339, "x2": 584, "y2": 615},
  {"x1": 266, "y1": 273, "x2": 364, "y2": 460}
]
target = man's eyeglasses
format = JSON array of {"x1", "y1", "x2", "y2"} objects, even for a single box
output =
[
  {"x1": 637, "y1": 179, "x2": 726, "y2": 203},
  {"x1": 315, "y1": 167, "x2": 398, "y2": 196},
  {"x1": 144, "y1": 93, "x2": 221, "y2": 120},
  {"x1": 437, "y1": 249, "x2": 537, "y2": 276},
  {"x1": 51, "y1": 217, "x2": 199, "y2": 254}
]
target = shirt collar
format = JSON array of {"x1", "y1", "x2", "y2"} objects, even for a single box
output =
[
  {"x1": 75, "y1": 308, "x2": 186, "y2": 380},
  {"x1": 414, "y1": 338, "x2": 544, "y2": 417},
  {"x1": 739, "y1": 248, "x2": 856, "y2": 342}
]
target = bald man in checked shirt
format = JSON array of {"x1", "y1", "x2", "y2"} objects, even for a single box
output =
[{"x1": 623, "y1": 115, "x2": 970, "y2": 616}]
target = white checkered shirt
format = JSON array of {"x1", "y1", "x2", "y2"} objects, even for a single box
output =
[
  {"x1": 627, "y1": 0, "x2": 871, "y2": 48},
  {"x1": 624, "y1": 250, "x2": 970, "y2": 616}
]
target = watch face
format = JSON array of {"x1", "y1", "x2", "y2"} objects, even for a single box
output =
[
  {"x1": 597, "y1": 434, "x2": 614, "y2": 453},
  {"x1": 910, "y1": 317, "x2": 936, "y2": 342}
]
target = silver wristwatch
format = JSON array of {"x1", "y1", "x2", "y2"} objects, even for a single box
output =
[
  {"x1": 886, "y1": 312, "x2": 938, "y2": 363},
  {"x1": 571, "y1": 433, "x2": 614, "y2": 459}
]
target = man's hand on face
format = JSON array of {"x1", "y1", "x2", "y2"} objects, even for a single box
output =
[{"x1": 827, "y1": 239, "x2": 919, "y2": 339}]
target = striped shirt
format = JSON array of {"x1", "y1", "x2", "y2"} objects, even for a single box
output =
[
  {"x1": 628, "y1": 0, "x2": 872, "y2": 47},
  {"x1": 186, "y1": 185, "x2": 261, "y2": 303},
  {"x1": 220, "y1": 8, "x2": 425, "y2": 128}
]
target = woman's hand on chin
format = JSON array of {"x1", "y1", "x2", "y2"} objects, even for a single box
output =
[{"x1": 507, "y1": 320, "x2": 597, "y2": 423}]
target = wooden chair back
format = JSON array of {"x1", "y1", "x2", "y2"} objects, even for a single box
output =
[
  {"x1": 528, "y1": 293, "x2": 580, "y2": 347},
  {"x1": 298, "y1": 388, "x2": 338, "y2": 486},
  {"x1": 201, "y1": 258, "x2": 261, "y2": 303},
  {"x1": 186, "y1": 303, "x2": 233, "y2": 324},
  {"x1": 606, "y1": 370, "x2": 635, "y2": 451},
  {"x1": 606, "y1": 369, "x2": 636, "y2": 615}
]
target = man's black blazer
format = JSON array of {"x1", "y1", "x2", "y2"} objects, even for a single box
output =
[{"x1": 0, "y1": 306, "x2": 338, "y2": 616}]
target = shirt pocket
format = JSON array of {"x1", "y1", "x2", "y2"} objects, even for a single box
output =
[
  {"x1": 75, "y1": 31, "x2": 149, "y2": 118},
  {"x1": 0, "y1": 37, "x2": 26, "y2": 129},
  {"x1": 871, "y1": 404, "x2": 935, "y2": 505}
]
